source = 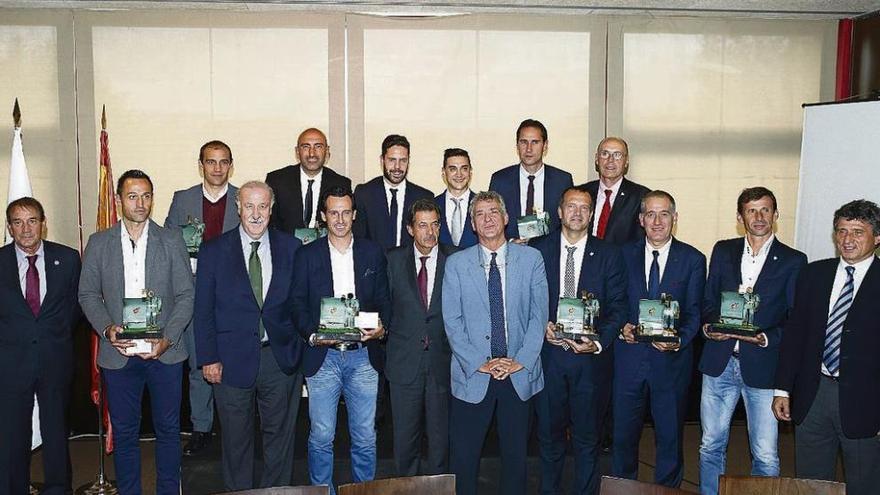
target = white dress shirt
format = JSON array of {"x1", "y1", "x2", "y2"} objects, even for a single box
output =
[
  {"x1": 445, "y1": 190, "x2": 471, "y2": 243},
  {"x1": 591, "y1": 177, "x2": 624, "y2": 237},
  {"x1": 733, "y1": 236, "x2": 774, "y2": 351},
  {"x1": 414, "y1": 244, "x2": 439, "y2": 308},
  {"x1": 558, "y1": 233, "x2": 604, "y2": 353},
  {"x1": 16, "y1": 242, "x2": 46, "y2": 304},
  {"x1": 643, "y1": 237, "x2": 673, "y2": 291},
  {"x1": 121, "y1": 223, "x2": 148, "y2": 298},
  {"x1": 330, "y1": 237, "x2": 356, "y2": 297},
  {"x1": 480, "y1": 242, "x2": 508, "y2": 339},
  {"x1": 239, "y1": 226, "x2": 272, "y2": 301},
  {"x1": 300, "y1": 167, "x2": 323, "y2": 228},
  {"x1": 518, "y1": 164, "x2": 545, "y2": 216},
  {"x1": 202, "y1": 183, "x2": 229, "y2": 204},
  {"x1": 384, "y1": 179, "x2": 407, "y2": 247}
]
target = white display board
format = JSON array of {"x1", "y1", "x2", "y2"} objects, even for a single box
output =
[{"x1": 794, "y1": 100, "x2": 880, "y2": 262}]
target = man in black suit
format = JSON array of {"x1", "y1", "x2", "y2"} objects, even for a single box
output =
[
  {"x1": 773, "y1": 199, "x2": 880, "y2": 495},
  {"x1": 266, "y1": 127, "x2": 352, "y2": 234},
  {"x1": 584, "y1": 137, "x2": 650, "y2": 245},
  {"x1": 0, "y1": 197, "x2": 81, "y2": 495},
  {"x1": 353, "y1": 134, "x2": 433, "y2": 249},
  {"x1": 386, "y1": 199, "x2": 457, "y2": 476}
]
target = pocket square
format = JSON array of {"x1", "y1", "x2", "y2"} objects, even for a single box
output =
[{"x1": 364, "y1": 268, "x2": 376, "y2": 277}]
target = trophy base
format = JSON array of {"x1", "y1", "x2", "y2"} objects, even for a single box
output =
[
  {"x1": 708, "y1": 324, "x2": 760, "y2": 337},
  {"x1": 635, "y1": 333, "x2": 680, "y2": 344},
  {"x1": 314, "y1": 330, "x2": 363, "y2": 342},
  {"x1": 119, "y1": 329, "x2": 163, "y2": 340},
  {"x1": 555, "y1": 331, "x2": 599, "y2": 342}
]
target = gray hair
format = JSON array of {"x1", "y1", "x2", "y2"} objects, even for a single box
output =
[
  {"x1": 834, "y1": 199, "x2": 880, "y2": 236},
  {"x1": 639, "y1": 190, "x2": 676, "y2": 215},
  {"x1": 236, "y1": 180, "x2": 275, "y2": 208},
  {"x1": 468, "y1": 190, "x2": 507, "y2": 219}
]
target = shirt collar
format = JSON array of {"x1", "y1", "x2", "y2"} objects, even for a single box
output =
[
  {"x1": 519, "y1": 164, "x2": 545, "y2": 180},
  {"x1": 239, "y1": 224, "x2": 269, "y2": 248},
  {"x1": 839, "y1": 254, "x2": 875, "y2": 273},
  {"x1": 300, "y1": 166, "x2": 323, "y2": 184},
  {"x1": 329, "y1": 236, "x2": 354, "y2": 256},
  {"x1": 413, "y1": 244, "x2": 438, "y2": 263},
  {"x1": 446, "y1": 189, "x2": 470, "y2": 201},
  {"x1": 744, "y1": 234, "x2": 775, "y2": 258},
  {"x1": 562, "y1": 232, "x2": 589, "y2": 252},
  {"x1": 599, "y1": 177, "x2": 623, "y2": 196},
  {"x1": 480, "y1": 241, "x2": 508, "y2": 265},
  {"x1": 121, "y1": 221, "x2": 150, "y2": 245},
  {"x1": 202, "y1": 183, "x2": 229, "y2": 203},
  {"x1": 384, "y1": 178, "x2": 407, "y2": 194},
  {"x1": 644, "y1": 237, "x2": 673, "y2": 256},
  {"x1": 14, "y1": 241, "x2": 44, "y2": 264}
]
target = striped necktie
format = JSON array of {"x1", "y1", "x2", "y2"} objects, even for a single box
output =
[{"x1": 823, "y1": 265, "x2": 855, "y2": 376}]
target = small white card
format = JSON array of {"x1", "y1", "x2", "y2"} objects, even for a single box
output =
[
  {"x1": 124, "y1": 340, "x2": 152, "y2": 355},
  {"x1": 355, "y1": 312, "x2": 379, "y2": 329},
  {"x1": 190, "y1": 258, "x2": 198, "y2": 275}
]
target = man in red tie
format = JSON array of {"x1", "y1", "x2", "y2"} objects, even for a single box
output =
[
  {"x1": 584, "y1": 137, "x2": 650, "y2": 245},
  {"x1": 0, "y1": 197, "x2": 82, "y2": 495}
]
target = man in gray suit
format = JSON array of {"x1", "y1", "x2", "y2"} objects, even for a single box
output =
[
  {"x1": 79, "y1": 169, "x2": 194, "y2": 495},
  {"x1": 164, "y1": 139, "x2": 239, "y2": 456}
]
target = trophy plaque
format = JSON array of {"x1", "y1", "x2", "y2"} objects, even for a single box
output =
[
  {"x1": 180, "y1": 217, "x2": 206, "y2": 258},
  {"x1": 314, "y1": 294, "x2": 364, "y2": 342},
  {"x1": 635, "y1": 293, "x2": 680, "y2": 344},
  {"x1": 517, "y1": 210, "x2": 550, "y2": 240},
  {"x1": 708, "y1": 288, "x2": 760, "y2": 337},
  {"x1": 122, "y1": 290, "x2": 163, "y2": 342},
  {"x1": 554, "y1": 291, "x2": 600, "y2": 341},
  {"x1": 294, "y1": 227, "x2": 328, "y2": 245}
]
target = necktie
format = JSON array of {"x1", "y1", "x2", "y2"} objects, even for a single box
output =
[
  {"x1": 389, "y1": 188, "x2": 399, "y2": 247},
  {"x1": 451, "y1": 197, "x2": 463, "y2": 246},
  {"x1": 25, "y1": 255, "x2": 40, "y2": 317},
  {"x1": 489, "y1": 252, "x2": 507, "y2": 358},
  {"x1": 249, "y1": 241, "x2": 265, "y2": 340},
  {"x1": 417, "y1": 256, "x2": 429, "y2": 309},
  {"x1": 596, "y1": 189, "x2": 612, "y2": 239},
  {"x1": 303, "y1": 178, "x2": 315, "y2": 227},
  {"x1": 823, "y1": 266, "x2": 855, "y2": 376},
  {"x1": 648, "y1": 249, "x2": 661, "y2": 299},
  {"x1": 526, "y1": 175, "x2": 536, "y2": 215},
  {"x1": 564, "y1": 246, "x2": 577, "y2": 298}
]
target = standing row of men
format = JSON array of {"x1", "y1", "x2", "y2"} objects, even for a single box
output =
[{"x1": 2, "y1": 118, "x2": 878, "y2": 495}]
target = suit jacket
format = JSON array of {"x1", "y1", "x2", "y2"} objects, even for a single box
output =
[
  {"x1": 530, "y1": 231, "x2": 628, "y2": 372},
  {"x1": 164, "y1": 183, "x2": 240, "y2": 233},
  {"x1": 193, "y1": 228, "x2": 302, "y2": 389},
  {"x1": 488, "y1": 163, "x2": 573, "y2": 239},
  {"x1": 700, "y1": 238, "x2": 806, "y2": 389},
  {"x1": 79, "y1": 220, "x2": 194, "y2": 369},
  {"x1": 441, "y1": 242, "x2": 548, "y2": 404},
  {"x1": 291, "y1": 236, "x2": 392, "y2": 376},
  {"x1": 775, "y1": 257, "x2": 880, "y2": 438},
  {"x1": 615, "y1": 238, "x2": 706, "y2": 385},
  {"x1": 436, "y1": 191, "x2": 478, "y2": 248},
  {"x1": 266, "y1": 164, "x2": 352, "y2": 234},
  {"x1": 353, "y1": 177, "x2": 433, "y2": 250},
  {"x1": 0, "y1": 241, "x2": 81, "y2": 392},
  {"x1": 385, "y1": 243, "x2": 458, "y2": 386},
  {"x1": 584, "y1": 178, "x2": 650, "y2": 245}
]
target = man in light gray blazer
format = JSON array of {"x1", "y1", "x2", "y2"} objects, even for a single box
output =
[
  {"x1": 442, "y1": 190, "x2": 548, "y2": 495},
  {"x1": 79, "y1": 170, "x2": 194, "y2": 495},
  {"x1": 164, "y1": 140, "x2": 239, "y2": 456}
]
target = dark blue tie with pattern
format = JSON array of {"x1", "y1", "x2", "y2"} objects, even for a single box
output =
[{"x1": 489, "y1": 252, "x2": 507, "y2": 358}]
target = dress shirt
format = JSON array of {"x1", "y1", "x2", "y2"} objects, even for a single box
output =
[
  {"x1": 202, "y1": 183, "x2": 229, "y2": 204},
  {"x1": 733, "y1": 235, "x2": 774, "y2": 351},
  {"x1": 15, "y1": 242, "x2": 46, "y2": 304},
  {"x1": 300, "y1": 167, "x2": 323, "y2": 228},
  {"x1": 591, "y1": 177, "x2": 623, "y2": 237},
  {"x1": 518, "y1": 164, "x2": 545, "y2": 216},
  {"x1": 384, "y1": 179, "x2": 408, "y2": 246},
  {"x1": 414, "y1": 244, "x2": 438, "y2": 308},
  {"x1": 121, "y1": 223, "x2": 149, "y2": 298},
  {"x1": 643, "y1": 237, "x2": 673, "y2": 291},
  {"x1": 445, "y1": 189, "x2": 471, "y2": 238},
  {"x1": 480, "y1": 242, "x2": 508, "y2": 339},
  {"x1": 329, "y1": 237, "x2": 356, "y2": 297},
  {"x1": 239, "y1": 226, "x2": 272, "y2": 301},
  {"x1": 558, "y1": 233, "x2": 604, "y2": 353}
]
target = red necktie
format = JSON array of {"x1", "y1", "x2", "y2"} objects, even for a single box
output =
[
  {"x1": 596, "y1": 189, "x2": 612, "y2": 239},
  {"x1": 526, "y1": 175, "x2": 536, "y2": 215},
  {"x1": 417, "y1": 256, "x2": 429, "y2": 309},
  {"x1": 26, "y1": 255, "x2": 40, "y2": 317}
]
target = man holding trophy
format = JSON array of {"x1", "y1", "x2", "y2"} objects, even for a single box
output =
[{"x1": 698, "y1": 187, "x2": 806, "y2": 494}]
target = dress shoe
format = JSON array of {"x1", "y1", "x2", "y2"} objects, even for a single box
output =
[{"x1": 183, "y1": 431, "x2": 212, "y2": 456}]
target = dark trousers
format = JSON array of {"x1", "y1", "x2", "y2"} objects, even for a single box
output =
[
  {"x1": 103, "y1": 359, "x2": 183, "y2": 495},
  {"x1": 214, "y1": 346, "x2": 304, "y2": 491},
  {"x1": 536, "y1": 354, "x2": 610, "y2": 495},
  {"x1": 449, "y1": 378, "x2": 531, "y2": 495},
  {"x1": 795, "y1": 375, "x2": 880, "y2": 495},
  {"x1": 389, "y1": 357, "x2": 450, "y2": 476},
  {"x1": 0, "y1": 371, "x2": 71, "y2": 495}
]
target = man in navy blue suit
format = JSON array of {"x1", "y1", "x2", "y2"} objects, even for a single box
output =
[
  {"x1": 530, "y1": 185, "x2": 628, "y2": 495},
  {"x1": 773, "y1": 200, "x2": 880, "y2": 495},
  {"x1": 353, "y1": 134, "x2": 433, "y2": 249},
  {"x1": 292, "y1": 186, "x2": 391, "y2": 495},
  {"x1": 698, "y1": 187, "x2": 806, "y2": 495},
  {"x1": 194, "y1": 180, "x2": 303, "y2": 490},
  {"x1": 435, "y1": 148, "x2": 477, "y2": 248},
  {"x1": 613, "y1": 190, "x2": 706, "y2": 488},
  {"x1": 489, "y1": 119, "x2": 573, "y2": 239}
]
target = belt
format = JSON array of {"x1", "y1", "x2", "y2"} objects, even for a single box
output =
[
  {"x1": 731, "y1": 350, "x2": 740, "y2": 359},
  {"x1": 332, "y1": 342, "x2": 364, "y2": 352},
  {"x1": 821, "y1": 373, "x2": 839, "y2": 382}
]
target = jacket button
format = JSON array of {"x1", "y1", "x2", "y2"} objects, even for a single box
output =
[
  {"x1": 485, "y1": 335, "x2": 490, "y2": 340},
  {"x1": 32, "y1": 339, "x2": 37, "y2": 344}
]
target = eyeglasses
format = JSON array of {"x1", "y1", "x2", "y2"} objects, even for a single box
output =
[{"x1": 598, "y1": 150, "x2": 625, "y2": 160}]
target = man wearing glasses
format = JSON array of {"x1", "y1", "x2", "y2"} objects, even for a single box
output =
[{"x1": 584, "y1": 137, "x2": 650, "y2": 245}]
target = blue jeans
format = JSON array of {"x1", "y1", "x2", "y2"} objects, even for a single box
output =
[
  {"x1": 699, "y1": 356, "x2": 779, "y2": 495},
  {"x1": 306, "y1": 347, "x2": 378, "y2": 495}
]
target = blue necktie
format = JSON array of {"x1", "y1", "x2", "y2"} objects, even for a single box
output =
[
  {"x1": 489, "y1": 252, "x2": 507, "y2": 358},
  {"x1": 648, "y1": 249, "x2": 661, "y2": 299},
  {"x1": 823, "y1": 266, "x2": 855, "y2": 376}
]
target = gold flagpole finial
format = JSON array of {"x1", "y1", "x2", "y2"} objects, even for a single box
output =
[
  {"x1": 13, "y1": 98, "x2": 21, "y2": 128},
  {"x1": 101, "y1": 105, "x2": 107, "y2": 131}
]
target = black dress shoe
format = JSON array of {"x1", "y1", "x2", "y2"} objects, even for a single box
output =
[{"x1": 183, "y1": 431, "x2": 212, "y2": 456}]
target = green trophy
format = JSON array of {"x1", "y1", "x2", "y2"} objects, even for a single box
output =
[
  {"x1": 635, "y1": 293, "x2": 680, "y2": 344},
  {"x1": 314, "y1": 294, "x2": 363, "y2": 342},
  {"x1": 554, "y1": 291, "x2": 600, "y2": 341},
  {"x1": 294, "y1": 227, "x2": 328, "y2": 245},
  {"x1": 708, "y1": 288, "x2": 760, "y2": 337},
  {"x1": 179, "y1": 216, "x2": 206, "y2": 258},
  {"x1": 516, "y1": 210, "x2": 550, "y2": 240},
  {"x1": 122, "y1": 289, "x2": 163, "y2": 340}
]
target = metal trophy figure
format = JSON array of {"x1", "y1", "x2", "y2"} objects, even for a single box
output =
[
  {"x1": 554, "y1": 290, "x2": 600, "y2": 341},
  {"x1": 179, "y1": 216, "x2": 206, "y2": 258},
  {"x1": 294, "y1": 226, "x2": 328, "y2": 245},
  {"x1": 635, "y1": 293, "x2": 680, "y2": 344},
  {"x1": 314, "y1": 293, "x2": 364, "y2": 342},
  {"x1": 517, "y1": 207, "x2": 550, "y2": 240},
  {"x1": 708, "y1": 287, "x2": 761, "y2": 337}
]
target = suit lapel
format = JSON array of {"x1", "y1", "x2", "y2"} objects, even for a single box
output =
[
  {"x1": 144, "y1": 221, "x2": 160, "y2": 291},
  {"x1": 505, "y1": 245, "x2": 520, "y2": 323},
  {"x1": 752, "y1": 239, "x2": 783, "y2": 292},
  {"x1": 727, "y1": 239, "x2": 744, "y2": 287},
  {"x1": 634, "y1": 240, "x2": 649, "y2": 298},
  {"x1": 545, "y1": 232, "x2": 562, "y2": 303},
  {"x1": 42, "y1": 242, "x2": 61, "y2": 310},
  {"x1": 352, "y1": 240, "x2": 366, "y2": 299},
  {"x1": 403, "y1": 248, "x2": 425, "y2": 311},
  {"x1": 230, "y1": 230, "x2": 259, "y2": 307},
  {"x1": 111, "y1": 224, "x2": 125, "y2": 299},
  {"x1": 264, "y1": 230, "x2": 282, "y2": 305},
  {"x1": 660, "y1": 239, "x2": 680, "y2": 291},
  {"x1": 848, "y1": 256, "x2": 880, "y2": 316},
  {"x1": 467, "y1": 248, "x2": 491, "y2": 314},
  {"x1": 578, "y1": 239, "x2": 597, "y2": 296},
  {"x1": 1, "y1": 245, "x2": 32, "y2": 315},
  {"x1": 430, "y1": 248, "x2": 448, "y2": 315}
]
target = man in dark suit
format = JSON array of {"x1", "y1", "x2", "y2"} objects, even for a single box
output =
[
  {"x1": 0, "y1": 197, "x2": 81, "y2": 495},
  {"x1": 79, "y1": 170, "x2": 194, "y2": 495},
  {"x1": 530, "y1": 185, "x2": 628, "y2": 495},
  {"x1": 613, "y1": 190, "x2": 706, "y2": 488},
  {"x1": 194, "y1": 180, "x2": 303, "y2": 490},
  {"x1": 584, "y1": 137, "x2": 650, "y2": 245},
  {"x1": 773, "y1": 199, "x2": 880, "y2": 495},
  {"x1": 698, "y1": 187, "x2": 806, "y2": 495},
  {"x1": 353, "y1": 134, "x2": 433, "y2": 249},
  {"x1": 164, "y1": 139, "x2": 240, "y2": 456},
  {"x1": 291, "y1": 186, "x2": 391, "y2": 495},
  {"x1": 386, "y1": 199, "x2": 457, "y2": 476},
  {"x1": 436, "y1": 148, "x2": 477, "y2": 248},
  {"x1": 488, "y1": 119, "x2": 573, "y2": 239},
  {"x1": 266, "y1": 128, "x2": 352, "y2": 234}
]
